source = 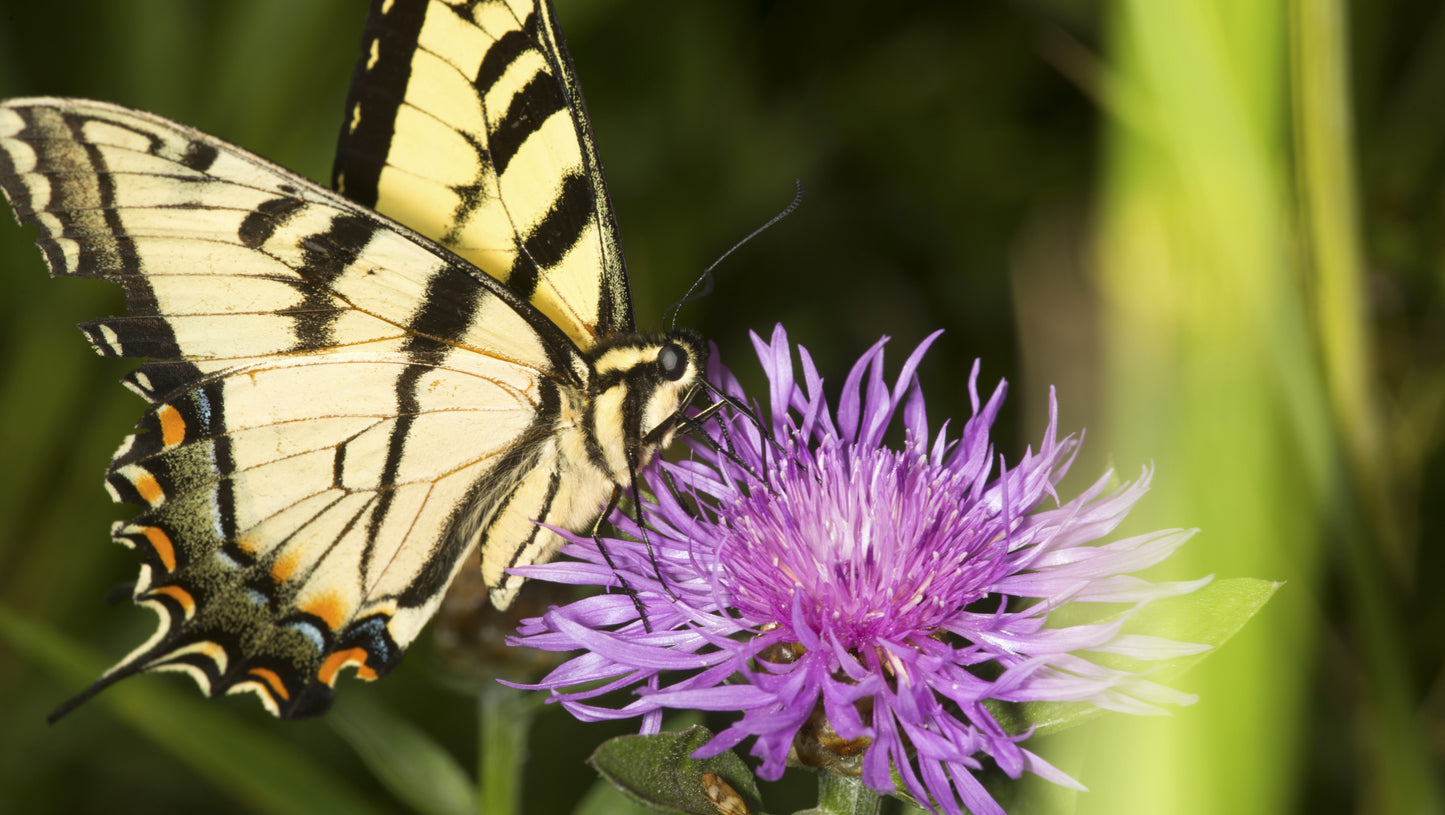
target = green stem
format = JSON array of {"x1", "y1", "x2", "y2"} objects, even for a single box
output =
[{"x1": 477, "y1": 684, "x2": 535, "y2": 815}]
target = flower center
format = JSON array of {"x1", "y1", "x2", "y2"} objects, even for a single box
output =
[{"x1": 714, "y1": 435, "x2": 1011, "y2": 645}]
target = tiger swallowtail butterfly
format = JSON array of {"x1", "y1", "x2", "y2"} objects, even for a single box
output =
[{"x1": 0, "y1": 0, "x2": 705, "y2": 719}]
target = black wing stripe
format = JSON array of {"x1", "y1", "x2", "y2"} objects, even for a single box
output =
[
  {"x1": 488, "y1": 72, "x2": 567, "y2": 179},
  {"x1": 291, "y1": 213, "x2": 381, "y2": 349},
  {"x1": 239, "y1": 196, "x2": 306, "y2": 248},
  {"x1": 403, "y1": 263, "x2": 486, "y2": 347},
  {"x1": 499, "y1": 462, "x2": 563, "y2": 575},
  {"x1": 361, "y1": 363, "x2": 425, "y2": 585},
  {"x1": 332, "y1": 0, "x2": 430, "y2": 205},
  {"x1": 359, "y1": 245, "x2": 523, "y2": 589},
  {"x1": 522, "y1": 169, "x2": 591, "y2": 279},
  {"x1": 180, "y1": 141, "x2": 219, "y2": 173},
  {"x1": 534, "y1": 0, "x2": 632, "y2": 333},
  {"x1": 473, "y1": 24, "x2": 532, "y2": 96}
]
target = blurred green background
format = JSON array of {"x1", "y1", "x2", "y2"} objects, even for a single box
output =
[{"x1": 0, "y1": 1, "x2": 1441, "y2": 813}]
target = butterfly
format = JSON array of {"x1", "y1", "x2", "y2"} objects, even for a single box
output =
[{"x1": 0, "y1": 0, "x2": 706, "y2": 719}]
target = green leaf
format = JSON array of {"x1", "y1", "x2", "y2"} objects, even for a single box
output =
[
  {"x1": 0, "y1": 603, "x2": 391, "y2": 815},
  {"x1": 986, "y1": 577, "x2": 1281, "y2": 737},
  {"x1": 588, "y1": 726, "x2": 762, "y2": 815},
  {"x1": 329, "y1": 692, "x2": 477, "y2": 815}
]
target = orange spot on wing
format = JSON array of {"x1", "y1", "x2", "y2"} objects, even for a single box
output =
[
  {"x1": 157, "y1": 404, "x2": 186, "y2": 448},
  {"x1": 270, "y1": 549, "x2": 302, "y2": 583},
  {"x1": 141, "y1": 526, "x2": 177, "y2": 572},
  {"x1": 300, "y1": 591, "x2": 349, "y2": 631},
  {"x1": 132, "y1": 470, "x2": 164, "y2": 506},
  {"x1": 247, "y1": 667, "x2": 290, "y2": 701},
  {"x1": 317, "y1": 647, "x2": 376, "y2": 686},
  {"x1": 236, "y1": 535, "x2": 260, "y2": 556},
  {"x1": 150, "y1": 584, "x2": 195, "y2": 615}
]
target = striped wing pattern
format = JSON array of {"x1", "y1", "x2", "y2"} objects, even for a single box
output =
[
  {"x1": 0, "y1": 98, "x2": 620, "y2": 717},
  {"x1": 334, "y1": 0, "x2": 631, "y2": 347}
]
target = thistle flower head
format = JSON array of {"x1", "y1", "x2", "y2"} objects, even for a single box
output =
[{"x1": 511, "y1": 325, "x2": 1208, "y2": 815}]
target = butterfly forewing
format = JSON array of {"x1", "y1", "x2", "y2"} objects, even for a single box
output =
[{"x1": 335, "y1": 0, "x2": 631, "y2": 346}]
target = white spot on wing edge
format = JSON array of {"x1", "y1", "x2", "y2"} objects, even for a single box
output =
[
  {"x1": 35, "y1": 212, "x2": 65, "y2": 243},
  {"x1": 154, "y1": 662, "x2": 218, "y2": 699},
  {"x1": 132, "y1": 562, "x2": 154, "y2": 595},
  {"x1": 91, "y1": 581, "x2": 186, "y2": 683},
  {"x1": 128, "y1": 371, "x2": 154, "y2": 397},
  {"x1": 0, "y1": 110, "x2": 39, "y2": 174},
  {"x1": 0, "y1": 106, "x2": 26, "y2": 139},
  {"x1": 227, "y1": 681, "x2": 282, "y2": 716},
  {"x1": 88, "y1": 323, "x2": 123, "y2": 355},
  {"x1": 208, "y1": 490, "x2": 227, "y2": 542},
  {"x1": 111, "y1": 432, "x2": 137, "y2": 461}
]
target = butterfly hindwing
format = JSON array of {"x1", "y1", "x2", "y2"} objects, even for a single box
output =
[{"x1": 334, "y1": 0, "x2": 631, "y2": 346}]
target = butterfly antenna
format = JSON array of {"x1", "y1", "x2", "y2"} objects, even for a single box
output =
[{"x1": 667, "y1": 180, "x2": 804, "y2": 331}]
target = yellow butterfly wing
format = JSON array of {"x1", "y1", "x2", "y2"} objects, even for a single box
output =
[{"x1": 334, "y1": 0, "x2": 632, "y2": 346}]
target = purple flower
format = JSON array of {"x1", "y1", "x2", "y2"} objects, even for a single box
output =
[{"x1": 510, "y1": 325, "x2": 1209, "y2": 815}]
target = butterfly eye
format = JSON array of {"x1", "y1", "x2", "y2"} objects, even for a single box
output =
[{"x1": 658, "y1": 343, "x2": 689, "y2": 381}]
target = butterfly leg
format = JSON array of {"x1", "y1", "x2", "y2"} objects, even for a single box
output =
[
  {"x1": 589, "y1": 486, "x2": 656, "y2": 632},
  {"x1": 622, "y1": 450, "x2": 682, "y2": 616}
]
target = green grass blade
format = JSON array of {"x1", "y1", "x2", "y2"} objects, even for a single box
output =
[{"x1": 330, "y1": 693, "x2": 477, "y2": 815}]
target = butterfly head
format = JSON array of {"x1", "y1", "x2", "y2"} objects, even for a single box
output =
[{"x1": 587, "y1": 330, "x2": 708, "y2": 478}]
